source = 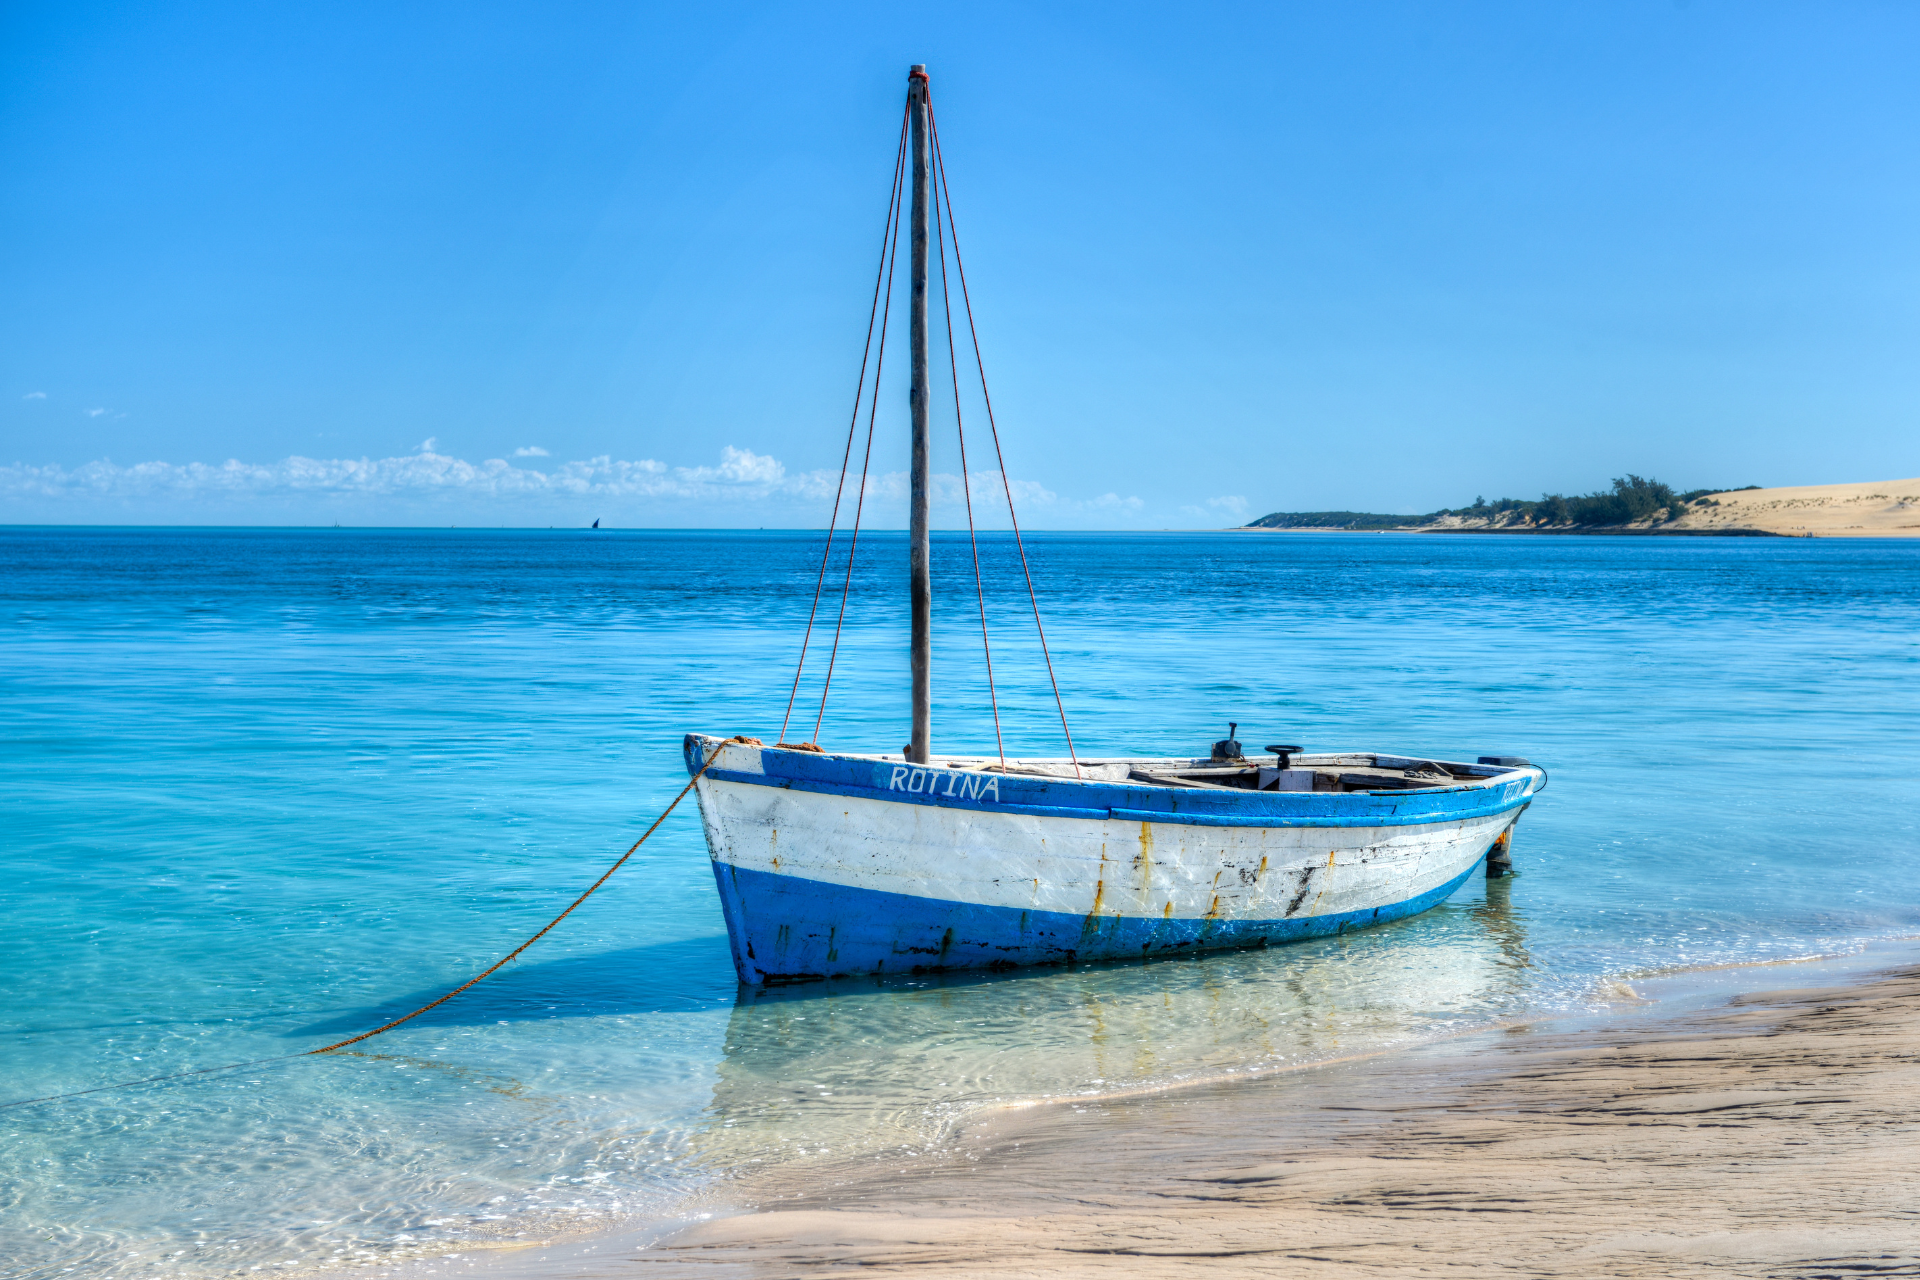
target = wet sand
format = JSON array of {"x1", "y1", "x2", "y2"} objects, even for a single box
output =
[{"x1": 509, "y1": 965, "x2": 1920, "y2": 1278}]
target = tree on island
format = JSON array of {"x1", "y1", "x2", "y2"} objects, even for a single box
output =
[{"x1": 1246, "y1": 476, "x2": 1761, "y2": 531}]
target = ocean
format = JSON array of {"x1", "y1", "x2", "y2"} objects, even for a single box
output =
[{"x1": 4, "y1": 527, "x2": 1917, "y2": 1278}]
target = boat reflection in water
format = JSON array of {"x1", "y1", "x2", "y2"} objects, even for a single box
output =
[{"x1": 686, "y1": 882, "x2": 1533, "y2": 1174}]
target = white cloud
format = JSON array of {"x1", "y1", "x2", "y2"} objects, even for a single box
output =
[
  {"x1": 416, "y1": 437, "x2": 438, "y2": 453},
  {"x1": 23, "y1": 391, "x2": 46, "y2": 400},
  {"x1": 858, "y1": 470, "x2": 1064, "y2": 509},
  {"x1": 0, "y1": 452, "x2": 680, "y2": 502},
  {"x1": 513, "y1": 445, "x2": 550, "y2": 458},
  {"x1": 1179, "y1": 495, "x2": 1254, "y2": 524},
  {"x1": 86, "y1": 407, "x2": 106, "y2": 417},
  {"x1": 677, "y1": 445, "x2": 785, "y2": 486},
  {"x1": 0, "y1": 444, "x2": 1155, "y2": 527},
  {"x1": 0, "y1": 446, "x2": 866, "y2": 507}
]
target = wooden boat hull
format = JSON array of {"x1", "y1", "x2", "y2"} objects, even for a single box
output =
[{"x1": 686, "y1": 736, "x2": 1540, "y2": 985}]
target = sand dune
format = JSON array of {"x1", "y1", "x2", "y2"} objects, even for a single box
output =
[
  {"x1": 1243, "y1": 477, "x2": 1920, "y2": 537},
  {"x1": 1667, "y1": 477, "x2": 1920, "y2": 537}
]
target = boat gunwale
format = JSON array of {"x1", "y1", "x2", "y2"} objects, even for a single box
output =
[{"x1": 684, "y1": 735, "x2": 1542, "y2": 830}]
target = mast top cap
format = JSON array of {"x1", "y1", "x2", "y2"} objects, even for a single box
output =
[{"x1": 909, "y1": 64, "x2": 927, "y2": 76}]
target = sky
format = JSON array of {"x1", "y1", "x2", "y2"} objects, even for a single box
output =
[{"x1": 4, "y1": 0, "x2": 1917, "y2": 528}]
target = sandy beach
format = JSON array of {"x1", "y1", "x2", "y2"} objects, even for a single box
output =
[{"x1": 470, "y1": 962, "x2": 1920, "y2": 1279}]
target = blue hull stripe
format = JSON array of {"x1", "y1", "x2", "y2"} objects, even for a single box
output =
[
  {"x1": 686, "y1": 737, "x2": 1537, "y2": 832},
  {"x1": 709, "y1": 859, "x2": 1485, "y2": 985},
  {"x1": 1098, "y1": 801, "x2": 1522, "y2": 829}
]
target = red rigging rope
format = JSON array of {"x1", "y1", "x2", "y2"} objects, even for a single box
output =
[
  {"x1": 812, "y1": 122, "x2": 908, "y2": 744},
  {"x1": 2, "y1": 742, "x2": 745, "y2": 1111},
  {"x1": 928, "y1": 100, "x2": 1082, "y2": 777},
  {"x1": 780, "y1": 103, "x2": 912, "y2": 746},
  {"x1": 932, "y1": 147, "x2": 1006, "y2": 767},
  {"x1": 784, "y1": 81, "x2": 1079, "y2": 768}
]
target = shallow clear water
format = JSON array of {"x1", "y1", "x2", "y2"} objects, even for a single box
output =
[{"x1": 3, "y1": 528, "x2": 1917, "y2": 1278}]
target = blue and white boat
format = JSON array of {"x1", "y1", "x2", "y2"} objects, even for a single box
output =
[
  {"x1": 685, "y1": 65, "x2": 1545, "y2": 985},
  {"x1": 688, "y1": 738, "x2": 1542, "y2": 984}
]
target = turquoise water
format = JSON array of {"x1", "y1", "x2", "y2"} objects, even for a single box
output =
[{"x1": 4, "y1": 528, "x2": 1918, "y2": 1278}]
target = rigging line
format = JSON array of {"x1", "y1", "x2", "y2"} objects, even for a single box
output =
[
  {"x1": 928, "y1": 103, "x2": 1081, "y2": 777},
  {"x1": 812, "y1": 127, "x2": 908, "y2": 743},
  {"x1": 932, "y1": 142, "x2": 1005, "y2": 767},
  {"x1": 811, "y1": 346, "x2": 887, "y2": 745},
  {"x1": 780, "y1": 104, "x2": 912, "y2": 744},
  {"x1": 3, "y1": 747, "x2": 732, "y2": 1111}
]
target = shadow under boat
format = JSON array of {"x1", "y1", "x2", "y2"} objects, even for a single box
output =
[
  {"x1": 285, "y1": 868, "x2": 1535, "y2": 1045},
  {"x1": 281, "y1": 934, "x2": 739, "y2": 1038}
]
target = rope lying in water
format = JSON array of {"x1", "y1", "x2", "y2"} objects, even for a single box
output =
[
  {"x1": 1, "y1": 745, "x2": 731, "y2": 1111},
  {"x1": 0, "y1": 1051, "x2": 311, "y2": 1112}
]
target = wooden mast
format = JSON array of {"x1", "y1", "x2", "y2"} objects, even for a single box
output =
[{"x1": 907, "y1": 64, "x2": 932, "y2": 764}]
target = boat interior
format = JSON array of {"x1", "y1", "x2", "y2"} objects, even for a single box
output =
[
  {"x1": 747, "y1": 729, "x2": 1539, "y2": 795},
  {"x1": 955, "y1": 752, "x2": 1529, "y2": 793}
]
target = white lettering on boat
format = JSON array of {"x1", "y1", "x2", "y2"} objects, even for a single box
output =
[{"x1": 888, "y1": 767, "x2": 999, "y2": 803}]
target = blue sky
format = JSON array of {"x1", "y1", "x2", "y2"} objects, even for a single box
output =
[{"x1": 4, "y1": 1, "x2": 1917, "y2": 526}]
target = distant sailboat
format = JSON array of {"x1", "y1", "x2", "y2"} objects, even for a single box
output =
[
  {"x1": 592, "y1": 518, "x2": 600, "y2": 529},
  {"x1": 684, "y1": 65, "x2": 1545, "y2": 985}
]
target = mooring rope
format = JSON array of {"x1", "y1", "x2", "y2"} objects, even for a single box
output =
[
  {"x1": 304, "y1": 747, "x2": 726, "y2": 1054},
  {"x1": 1, "y1": 744, "x2": 736, "y2": 1112}
]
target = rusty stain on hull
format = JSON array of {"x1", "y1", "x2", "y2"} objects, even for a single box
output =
[
  {"x1": 1308, "y1": 849, "x2": 1337, "y2": 914},
  {"x1": 1132, "y1": 824, "x2": 1152, "y2": 903},
  {"x1": 1082, "y1": 879, "x2": 1106, "y2": 936}
]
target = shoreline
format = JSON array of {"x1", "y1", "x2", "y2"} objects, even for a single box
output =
[
  {"x1": 374, "y1": 942, "x2": 1920, "y2": 1279},
  {"x1": 1239, "y1": 476, "x2": 1920, "y2": 539},
  {"x1": 653, "y1": 962, "x2": 1920, "y2": 1276},
  {"x1": 1230, "y1": 525, "x2": 1790, "y2": 536}
]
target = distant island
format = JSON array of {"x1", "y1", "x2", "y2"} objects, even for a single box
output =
[{"x1": 1243, "y1": 475, "x2": 1920, "y2": 538}]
